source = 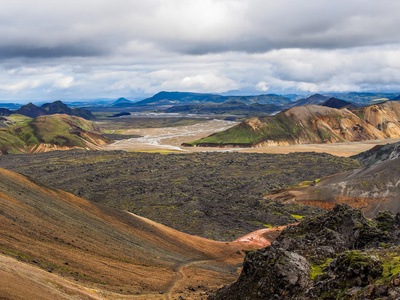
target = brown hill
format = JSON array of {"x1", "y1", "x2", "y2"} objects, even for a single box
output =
[
  {"x1": 0, "y1": 167, "x2": 281, "y2": 299},
  {"x1": 186, "y1": 101, "x2": 400, "y2": 147}
]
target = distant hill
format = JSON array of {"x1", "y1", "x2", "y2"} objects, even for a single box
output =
[
  {"x1": 320, "y1": 97, "x2": 355, "y2": 109},
  {"x1": 111, "y1": 97, "x2": 134, "y2": 107},
  {"x1": 0, "y1": 102, "x2": 22, "y2": 109},
  {"x1": 165, "y1": 101, "x2": 281, "y2": 115},
  {"x1": 16, "y1": 101, "x2": 94, "y2": 120},
  {"x1": 0, "y1": 114, "x2": 111, "y2": 154},
  {"x1": 185, "y1": 101, "x2": 400, "y2": 147},
  {"x1": 327, "y1": 92, "x2": 400, "y2": 106},
  {"x1": 16, "y1": 102, "x2": 47, "y2": 118},
  {"x1": 134, "y1": 91, "x2": 292, "y2": 107},
  {"x1": 289, "y1": 93, "x2": 330, "y2": 107},
  {"x1": 391, "y1": 94, "x2": 400, "y2": 101},
  {"x1": 0, "y1": 108, "x2": 12, "y2": 116}
]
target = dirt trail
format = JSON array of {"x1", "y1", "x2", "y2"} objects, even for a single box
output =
[
  {"x1": 163, "y1": 251, "x2": 240, "y2": 300},
  {"x1": 162, "y1": 226, "x2": 289, "y2": 299}
]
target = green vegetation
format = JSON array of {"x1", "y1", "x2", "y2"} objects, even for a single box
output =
[
  {"x1": 290, "y1": 214, "x2": 304, "y2": 220},
  {"x1": 0, "y1": 150, "x2": 360, "y2": 240},
  {"x1": 0, "y1": 114, "x2": 108, "y2": 154},
  {"x1": 310, "y1": 258, "x2": 333, "y2": 280},
  {"x1": 0, "y1": 130, "x2": 26, "y2": 154},
  {"x1": 189, "y1": 113, "x2": 306, "y2": 146}
]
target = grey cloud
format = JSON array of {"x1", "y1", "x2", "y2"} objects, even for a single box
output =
[
  {"x1": 1, "y1": 0, "x2": 400, "y2": 59},
  {"x1": 0, "y1": 45, "x2": 106, "y2": 59}
]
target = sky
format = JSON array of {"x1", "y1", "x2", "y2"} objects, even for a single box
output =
[{"x1": 1, "y1": 0, "x2": 400, "y2": 102}]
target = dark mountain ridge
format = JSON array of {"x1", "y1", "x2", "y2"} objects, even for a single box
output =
[
  {"x1": 134, "y1": 91, "x2": 292, "y2": 107},
  {"x1": 165, "y1": 101, "x2": 281, "y2": 115},
  {"x1": 16, "y1": 100, "x2": 94, "y2": 120},
  {"x1": 290, "y1": 93, "x2": 330, "y2": 107},
  {"x1": 321, "y1": 97, "x2": 355, "y2": 109},
  {"x1": 0, "y1": 108, "x2": 12, "y2": 116}
]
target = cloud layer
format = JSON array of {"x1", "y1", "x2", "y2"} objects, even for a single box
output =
[{"x1": 1, "y1": 0, "x2": 400, "y2": 100}]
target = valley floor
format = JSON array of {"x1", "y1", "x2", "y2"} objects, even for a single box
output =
[{"x1": 99, "y1": 118, "x2": 400, "y2": 156}]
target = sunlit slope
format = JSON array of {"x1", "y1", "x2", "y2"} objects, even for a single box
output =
[
  {"x1": 0, "y1": 114, "x2": 111, "y2": 154},
  {"x1": 187, "y1": 101, "x2": 400, "y2": 147},
  {"x1": 0, "y1": 167, "x2": 254, "y2": 298}
]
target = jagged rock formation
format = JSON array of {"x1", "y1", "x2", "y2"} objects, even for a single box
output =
[
  {"x1": 352, "y1": 141, "x2": 400, "y2": 166},
  {"x1": 210, "y1": 205, "x2": 400, "y2": 300},
  {"x1": 187, "y1": 101, "x2": 400, "y2": 147}
]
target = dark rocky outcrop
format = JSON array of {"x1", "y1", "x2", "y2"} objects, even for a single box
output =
[
  {"x1": 0, "y1": 108, "x2": 12, "y2": 116},
  {"x1": 16, "y1": 102, "x2": 47, "y2": 118},
  {"x1": 210, "y1": 205, "x2": 400, "y2": 299},
  {"x1": 352, "y1": 141, "x2": 400, "y2": 166},
  {"x1": 16, "y1": 101, "x2": 94, "y2": 120},
  {"x1": 321, "y1": 97, "x2": 355, "y2": 109},
  {"x1": 290, "y1": 94, "x2": 330, "y2": 107}
]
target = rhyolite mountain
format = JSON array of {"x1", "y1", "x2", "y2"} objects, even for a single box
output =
[
  {"x1": 186, "y1": 101, "x2": 400, "y2": 147},
  {"x1": 0, "y1": 114, "x2": 111, "y2": 154},
  {"x1": 210, "y1": 204, "x2": 400, "y2": 300},
  {"x1": 16, "y1": 100, "x2": 94, "y2": 120}
]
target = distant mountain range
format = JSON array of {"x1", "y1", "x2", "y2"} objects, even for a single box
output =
[
  {"x1": 185, "y1": 100, "x2": 400, "y2": 147},
  {"x1": 1, "y1": 91, "x2": 400, "y2": 113},
  {"x1": 133, "y1": 91, "x2": 293, "y2": 107},
  {"x1": 165, "y1": 101, "x2": 281, "y2": 115}
]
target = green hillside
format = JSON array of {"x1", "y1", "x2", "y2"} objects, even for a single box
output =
[
  {"x1": 0, "y1": 114, "x2": 109, "y2": 154},
  {"x1": 186, "y1": 113, "x2": 304, "y2": 146}
]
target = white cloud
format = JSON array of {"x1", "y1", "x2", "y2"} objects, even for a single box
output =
[{"x1": 256, "y1": 82, "x2": 269, "y2": 92}]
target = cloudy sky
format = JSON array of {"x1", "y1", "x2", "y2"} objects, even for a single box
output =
[{"x1": 1, "y1": 0, "x2": 400, "y2": 102}]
